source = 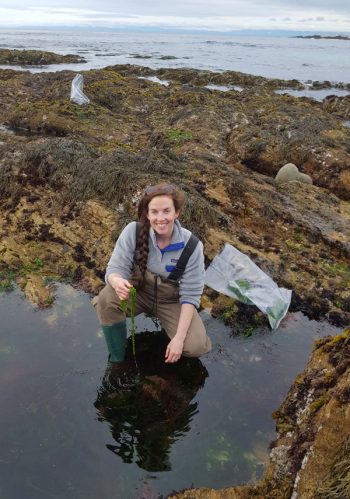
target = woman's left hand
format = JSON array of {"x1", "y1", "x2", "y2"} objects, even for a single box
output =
[{"x1": 165, "y1": 336, "x2": 184, "y2": 363}]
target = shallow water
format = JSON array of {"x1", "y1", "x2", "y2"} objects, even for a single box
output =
[
  {"x1": 138, "y1": 75, "x2": 170, "y2": 86},
  {"x1": 205, "y1": 84, "x2": 243, "y2": 92},
  {"x1": 0, "y1": 284, "x2": 342, "y2": 499},
  {"x1": 0, "y1": 123, "x2": 14, "y2": 134},
  {"x1": 275, "y1": 87, "x2": 349, "y2": 101},
  {"x1": 0, "y1": 29, "x2": 349, "y2": 84}
]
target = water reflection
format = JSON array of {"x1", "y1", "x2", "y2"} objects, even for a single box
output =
[
  {"x1": 0, "y1": 285, "x2": 344, "y2": 499},
  {"x1": 95, "y1": 331, "x2": 208, "y2": 472}
]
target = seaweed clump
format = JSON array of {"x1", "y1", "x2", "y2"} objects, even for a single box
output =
[
  {"x1": 315, "y1": 436, "x2": 350, "y2": 498},
  {"x1": 0, "y1": 48, "x2": 86, "y2": 66}
]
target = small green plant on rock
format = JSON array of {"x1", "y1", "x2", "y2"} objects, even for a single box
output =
[
  {"x1": 165, "y1": 128, "x2": 194, "y2": 146},
  {"x1": 309, "y1": 395, "x2": 327, "y2": 414},
  {"x1": 285, "y1": 239, "x2": 305, "y2": 252},
  {"x1": 294, "y1": 231, "x2": 304, "y2": 243},
  {"x1": 19, "y1": 258, "x2": 45, "y2": 278},
  {"x1": 0, "y1": 258, "x2": 47, "y2": 293},
  {"x1": 0, "y1": 270, "x2": 16, "y2": 292},
  {"x1": 243, "y1": 326, "x2": 254, "y2": 338},
  {"x1": 324, "y1": 261, "x2": 350, "y2": 280},
  {"x1": 33, "y1": 258, "x2": 44, "y2": 270}
]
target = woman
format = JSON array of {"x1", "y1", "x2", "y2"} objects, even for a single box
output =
[{"x1": 94, "y1": 182, "x2": 211, "y2": 364}]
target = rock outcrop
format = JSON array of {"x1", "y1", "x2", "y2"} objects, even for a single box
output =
[
  {"x1": 0, "y1": 48, "x2": 86, "y2": 66},
  {"x1": 0, "y1": 63, "x2": 349, "y2": 322},
  {"x1": 170, "y1": 328, "x2": 350, "y2": 498}
]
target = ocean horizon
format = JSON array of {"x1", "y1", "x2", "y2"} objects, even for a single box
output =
[{"x1": 1, "y1": 28, "x2": 350, "y2": 84}]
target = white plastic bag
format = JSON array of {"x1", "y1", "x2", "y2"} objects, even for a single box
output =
[
  {"x1": 205, "y1": 243, "x2": 292, "y2": 329},
  {"x1": 70, "y1": 74, "x2": 90, "y2": 105}
]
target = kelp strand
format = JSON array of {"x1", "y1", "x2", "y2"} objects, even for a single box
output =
[
  {"x1": 120, "y1": 287, "x2": 137, "y2": 356},
  {"x1": 120, "y1": 299, "x2": 127, "y2": 314}
]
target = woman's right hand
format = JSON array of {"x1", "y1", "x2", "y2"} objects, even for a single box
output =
[{"x1": 109, "y1": 274, "x2": 133, "y2": 301}]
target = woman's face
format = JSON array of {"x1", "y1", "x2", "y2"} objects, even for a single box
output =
[{"x1": 147, "y1": 195, "x2": 180, "y2": 239}]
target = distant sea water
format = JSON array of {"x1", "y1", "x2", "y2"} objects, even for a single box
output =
[{"x1": 0, "y1": 29, "x2": 349, "y2": 85}]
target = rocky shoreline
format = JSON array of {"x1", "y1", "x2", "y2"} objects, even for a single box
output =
[
  {"x1": 170, "y1": 328, "x2": 350, "y2": 498},
  {"x1": 0, "y1": 50, "x2": 349, "y2": 497},
  {"x1": 294, "y1": 34, "x2": 350, "y2": 41},
  {"x1": 0, "y1": 48, "x2": 86, "y2": 66}
]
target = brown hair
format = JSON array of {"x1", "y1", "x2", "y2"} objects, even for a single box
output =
[{"x1": 136, "y1": 183, "x2": 185, "y2": 277}]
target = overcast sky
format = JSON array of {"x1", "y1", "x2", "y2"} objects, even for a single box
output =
[{"x1": 0, "y1": 0, "x2": 349, "y2": 32}]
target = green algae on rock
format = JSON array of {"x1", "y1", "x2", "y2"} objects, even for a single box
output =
[{"x1": 0, "y1": 61, "x2": 349, "y2": 325}]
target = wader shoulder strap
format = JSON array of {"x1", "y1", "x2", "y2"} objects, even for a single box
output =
[{"x1": 168, "y1": 234, "x2": 199, "y2": 283}]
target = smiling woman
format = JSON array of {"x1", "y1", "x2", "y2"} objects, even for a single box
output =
[
  {"x1": 93, "y1": 182, "x2": 211, "y2": 371},
  {"x1": 146, "y1": 195, "x2": 180, "y2": 246}
]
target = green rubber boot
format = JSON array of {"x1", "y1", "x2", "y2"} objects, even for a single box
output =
[{"x1": 102, "y1": 322, "x2": 127, "y2": 363}]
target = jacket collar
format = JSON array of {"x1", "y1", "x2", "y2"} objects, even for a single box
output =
[{"x1": 149, "y1": 219, "x2": 184, "y2": 250}]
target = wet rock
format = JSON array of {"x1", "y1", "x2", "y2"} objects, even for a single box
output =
[
  {"x1": 295, "y1": 34, "x2": 350, "y2": 41},
  {"x1": 0, "y1": 48, "x2": 86, "y2": 66},
  {"x1": 172, "y1": 329, "x2": 350, "y2": 498},
  {"x1": 2, "y1": 104, "x2": 348, "y2": 324},
  {"x1": 275, "y1": 163, "x2": 312, "y2": 185},
  {"x1": 226, "y1": 94, "x2": 350, "y2": 200},
  {"x1": 322, "y1": 94, "x2": 350, "y2": 120},
  {"x1": 107, "y1": 64, "x2": 302, "y2": 89},
  {"x1": 22, "y1": 273, "x2": 54, "y2": 307}
]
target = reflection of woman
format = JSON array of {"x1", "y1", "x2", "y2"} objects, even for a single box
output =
[
  {"x1": 94, "y1": 183, "x2": 211, "y2": 365},
  {"x1": 95, "y1": 332, "x2": 208, "y2": 472}
]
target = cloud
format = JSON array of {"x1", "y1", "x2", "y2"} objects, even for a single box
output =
[
  {"x1": 0, "y1": 1, "x2": 349, "y2": 32},
  {"x1": 3, "y1": 0, "x2": 349, "y2": 17}
]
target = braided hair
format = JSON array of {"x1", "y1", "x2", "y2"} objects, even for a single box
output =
[{"x1": 136, "y1": 183, "x2": 185, "y2": 277}]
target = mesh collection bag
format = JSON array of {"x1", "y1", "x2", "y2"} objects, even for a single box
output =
[
  {"x1": 205, "y1": 243, "x2": 292, "y2": 329},
  {"x1": 70, "y1": 74, "x2": 90, "y2": 105}
]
